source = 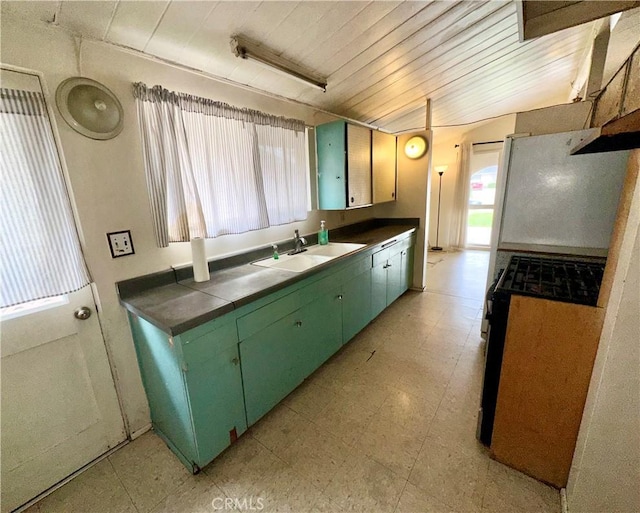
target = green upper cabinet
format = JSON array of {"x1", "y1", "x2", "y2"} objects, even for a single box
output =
[
  {"x1": 316, "y1": 120, "x2": 372, "y2": 209},
  {"x1": 317, "y1": 120, "x2": 397, "y2": 209},
  {"x1": 372, "y1": 130, "x2": 397, "y2": 204},
  {"x1": 316, "y1": 120, "x2": 347, "y2": 210}
]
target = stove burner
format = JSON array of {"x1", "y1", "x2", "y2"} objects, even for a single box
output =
[{"x1": 497, "y1": 255, "x2": 605, "y2": 306}]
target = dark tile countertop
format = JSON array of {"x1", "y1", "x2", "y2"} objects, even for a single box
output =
[{"x1": 117, "y1": 218, "x2": 418, "y2": 336}]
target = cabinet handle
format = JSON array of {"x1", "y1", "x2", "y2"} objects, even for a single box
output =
[
  {"x1": 295, "y1": 320, "x2": 303, "y2": 327},
  {"x1": 391, "y1": 192, "x2": 395, "y2": 198},
  {"x1": 231, "y1": 357, "x2": 239, "y2": 366},
  {"x1": 350, "y1": 197, "x2": 355, "y2": 203},
  {"x1": 336, "y1": 294, "x2": 343, "y2": 300}
]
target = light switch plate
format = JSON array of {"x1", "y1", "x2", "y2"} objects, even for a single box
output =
[{"x1": 107, "y1": 230, "x2": 134, "y2": 258}]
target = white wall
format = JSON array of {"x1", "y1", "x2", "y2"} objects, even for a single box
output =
[
  {"x1": 567, "y1": 151, "x2": 640, "y2": 513},
  {"x1": 428, "y1": 115, "x2": 516, "y2": 249},
  {"x1": 0, "y1": 18, "x2": 375, "y2": 434},
  {"x1": 374, "y1": 131, "x2": 432, "y2": 290}
]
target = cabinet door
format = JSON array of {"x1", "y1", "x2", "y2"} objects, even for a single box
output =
[
  {"x1": 400, "y1": 246, "x2": 414, "y2": 293},
  {"x1": 299, "y1": 287, "x2": 343, "y2": 377},
  {"x1": 372, "y1": 131, "x2": 397, "y2": 204},
  {"x1": 386, "y1": 251, "x2": 404, "y2": 305},
  {"x1": 316, "y1": 120, "x2": 346, "y2": 210},
  {"x1": 371, "y1": 262, "x2": 388, "y2": 319},
  {"x1": 240, "y1": 311, "x2": 304, "y2": 426},
  {"x1": 346, "y1": 124, "x2": 372, "y2": 207},
  {"x1": 184, "y1": 339, "x2": 247, "y2": 468},
  {"x1": 130, "y1": 315, "x2": 198, "y2": 467},
  {"x1": 342, "y1": 269, "x2": 372, "y2": 343}
]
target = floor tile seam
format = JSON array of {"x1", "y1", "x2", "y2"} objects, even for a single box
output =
[
  {"x1": 390, "y1": 478, "x2": 410, "y2": 513},
  {"x1": 105, "y1": 456, "x2": 142, "y2": 513}
]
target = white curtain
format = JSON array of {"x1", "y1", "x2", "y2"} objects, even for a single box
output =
[
  {"x1": 0, "y1": 88, "x2": 90, "y2": 308},
  {"x1": 450, "y1": 143, "x2": 472, "y2": 248},
  {"x1": 134, "y1": 83, "x2": 309, "y2": 247}
]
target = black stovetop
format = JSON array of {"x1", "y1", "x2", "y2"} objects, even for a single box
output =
[{"x1": 496, "y1": 255, "x2": 605, "y2": 306}]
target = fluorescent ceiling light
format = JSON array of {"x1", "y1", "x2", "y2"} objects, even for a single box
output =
[{"x1": 231, "y1": 36, "x2": 327, "y2": 92}]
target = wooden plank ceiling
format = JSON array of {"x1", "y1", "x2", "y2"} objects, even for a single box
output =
[{"x1": 2, "y1": 0, "x2": 621, "y2": 132}]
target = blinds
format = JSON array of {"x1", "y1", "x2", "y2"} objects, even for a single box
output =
[
  {"x1": 0, "y1": 89, "x2": 90, "y2": 308},
  {"x1": 133, "y1": 83, "x2": 309, "y2": 247}
]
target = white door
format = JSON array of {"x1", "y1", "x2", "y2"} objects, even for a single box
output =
[{"x1": 0, "y1": 68, "x2": 126, "y2": 512}]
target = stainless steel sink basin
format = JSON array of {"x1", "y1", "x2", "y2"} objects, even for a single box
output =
[{"x1": 252, "y1": 242, "x2": 366, "y2": 273}]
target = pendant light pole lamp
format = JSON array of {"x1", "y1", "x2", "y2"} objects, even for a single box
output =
[{"x1": 431, "y1": 165, "x2": 448, "y2": 251}]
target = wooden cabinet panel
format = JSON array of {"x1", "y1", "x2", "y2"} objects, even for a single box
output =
[
  {"x1": 491, "y1": 295, "x2": 605, "y2": 488},
  {"x1": 346, "y1": 124, "x2": 372, "y2": 207},
  {"x1": 372, "y1": 130, "x2": 397, "y2": 204}
]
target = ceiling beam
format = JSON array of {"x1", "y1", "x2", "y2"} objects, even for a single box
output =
[{"x1": 517, "y1": 0, "x2": 640, "y2": 41}]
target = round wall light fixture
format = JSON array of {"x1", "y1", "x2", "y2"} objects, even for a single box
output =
[
  {"x1": 56, "y1": 77, "x2": 124, "y2": 140},
  {"x1": 404, "y1": 135, "x2": 428, "y2": 159}
]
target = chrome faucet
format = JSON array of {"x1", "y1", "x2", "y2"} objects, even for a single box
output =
[{"x1": 289, "y1": 229, "x2": 308, "y2": 255}]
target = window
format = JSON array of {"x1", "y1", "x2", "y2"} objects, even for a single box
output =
[
  {"x1": 0, "y1": 69, "x2": 90, "y2": 308},
  {"x1": 133, "y1": 83, "x2": 309, "y2": 247}
]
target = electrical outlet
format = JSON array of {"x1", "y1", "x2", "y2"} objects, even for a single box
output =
[{"x1": 107, "y1": 230, "x2": 134, "y2": 258}]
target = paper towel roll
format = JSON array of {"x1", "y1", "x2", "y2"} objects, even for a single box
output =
[{"x1": 191, "y1": 237, "x2": 210, "y2": 282}]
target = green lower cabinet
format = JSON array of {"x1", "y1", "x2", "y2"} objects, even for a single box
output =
[
  {"x1": 129, "y1": 314, "x2": 198, "y2": 470},
  {"x1": 401, "y1": 246, "x2": 415, "y2": 292},
  {"x1": 342, "y1": 269, "x2": 372, "y2": 343},
  {"x1": 128, "y1": 232, "x2": 416, "y2": 473},
  {"x1": 386, "y1": 251, "x2": 404, "y2": 304},
  {"x1": 371, "y1": 240, "x2": 415, "y2": 318},
  {"x1": 240, "y1": 309, "x2": 305, "y2": 426},
  {"x1": 241, "y1": 286, "x2": 343, "y2": 426},
  {"x1": 129, "y1": 313, "x2": 246, "y2": 473},
  {"x1": 183, "y1": 324, "x2": 247, "y2": 467},
  {"x1": 299, "y1": 287, "x2": 343, "y2": 376},
  {"x1": 371, "y1": 260, "x2": 388, "y2": 318}
]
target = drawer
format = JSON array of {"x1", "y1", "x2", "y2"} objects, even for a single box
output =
[
  {"x1": 372, "y1": 247, "x2": 390, "y2": 267},
  {"x1": 237, "y1": 290, "x2": 302, "y2": 341},
  {"x1": 336, "y1": 254, "x2": 372, "y2": 283}
]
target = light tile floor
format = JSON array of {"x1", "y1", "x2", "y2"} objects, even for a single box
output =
[{"x1": 27, "y1": 250, "x2": 560, "y2": 513}]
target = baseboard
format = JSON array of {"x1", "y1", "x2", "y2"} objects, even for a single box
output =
[{"x1": 561, "y1": 488, "x2": 568, "y2": 513}]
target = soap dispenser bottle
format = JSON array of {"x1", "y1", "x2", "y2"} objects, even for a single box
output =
[{"x1": 318, "y1": 220, "x2": 329, "y2": 245}]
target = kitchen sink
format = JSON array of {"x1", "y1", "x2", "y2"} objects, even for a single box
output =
[
  {"x1": 305, "y1": 242, "x2": 365, "y2": 257},
  {"x1": 252, "y1": 242, "x2": 366, "y2": 273}
]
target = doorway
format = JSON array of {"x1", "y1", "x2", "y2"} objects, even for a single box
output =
[
  {"x1": 466, "y1": 145, "x2": 501, "y2": 248},
  {"x1": 0, "y1": 68, "x2": 126, "y2": 512}
]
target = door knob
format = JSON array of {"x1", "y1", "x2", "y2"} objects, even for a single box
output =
[{"x1": 74, "y1": 306, "x2": 92, "y2": 320}]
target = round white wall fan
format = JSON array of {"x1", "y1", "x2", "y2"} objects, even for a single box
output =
[{"x1": 56, "y1": 77, "x2": 124, "y2": 140}]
